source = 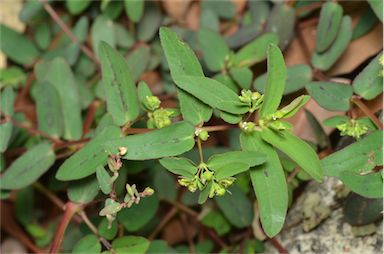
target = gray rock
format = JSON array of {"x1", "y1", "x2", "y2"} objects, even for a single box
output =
[{"x1": 265, "y1": 177, "x2": 383, "y2": 254}]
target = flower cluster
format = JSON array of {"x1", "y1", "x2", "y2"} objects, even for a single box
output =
[
  {"x1": 178, "y1": 163, "x2": 235, "y2": 199},
  {"x1": 238, "y1": 89, "x2": 264, "y2": 113},
  {"x1": 142, "y1": 95, "x2": 176, "y2": 129},
  {"x1": 99, "y1": 184, "x2": 155, "y2": 228},
  {"x1": 336, "y1": 119, "x2": 369, "y2": 139}
]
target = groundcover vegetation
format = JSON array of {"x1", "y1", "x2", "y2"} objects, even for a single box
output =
[{"x1": 0, "y1": 0, "x2": 382, "y2": 253}]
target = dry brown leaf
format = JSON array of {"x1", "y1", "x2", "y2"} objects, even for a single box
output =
[
  {"x1": 284, "y1": 24, "x2": 317, "y2": 67},
  {"x1": 230, "y1": 0, "x2": 247, "y2": 14},
  {"x1": 251, "y1": 201, "x2": 267, "y2": 241},
  {"x1": 287, "y1": 99, "x2": 344, "y2": 143},
  {"x1": 162, "y1": 0, "x2": 192, "y2": 23},
  {"x1": 185, "y1": 1, "x2": 201, "y2": 30},
  {"x1": 162, "y1": 218, "x2": 197, "y2": 245}
]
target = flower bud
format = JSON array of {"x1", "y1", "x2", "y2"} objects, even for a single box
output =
[
  {"x1": 240, "y1": 121, "x2": 257, "y2": 133},
  {"x1": 108, "y1": 154, "x2": 122, "y2": 172},
  {"x1": 219, "y1": 177, "x2": 236, "y2": 188},
  {"x1": 143, "y1": 187, "x2": 155, "y2": 196},
  {"x1": 143, "y1": 95, "x2": 161, "y2": 111},
  {"x1": 198, "y1": 130, "x2": 209, "y2": 141},
  {"x1": 118, "y1": 147, "x2": 127, "y2": 156},
  {"x1": 202, "y1": 170, "x2": 214, "y2": 181}
]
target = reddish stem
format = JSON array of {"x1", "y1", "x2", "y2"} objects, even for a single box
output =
[
  {"x1": 351, "y1": 96, "x2": 383, "y2": 130},
  {"x1": 49, "y1": 202, "x2": 79, "y2": 254},
  {"x1": 83, "y1": 101, "x2": 101, "y2": 136},
  {"x1": 269, "y1": 238, "x2": 289, "y2": 254},
  {"x1": 39, "y1": 0, "x2": 99, "y2": 65}
]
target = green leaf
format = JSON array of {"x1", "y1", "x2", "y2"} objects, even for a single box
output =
[
  {"x1": 147, "y1": 240, "x2": 172, "y2": 254},
  {"x1": 56, "y1": 126, "x2": 121, "y2": 181},
  {"x1": 137, "y1": 81, "x2": 153, "y2": 102},
  {"x1": 99, "y1": 41, "x2": 140, "y2": 126},
  {"x1": 159, "y1": 157, "x2": 197, "y2": 178},
  {"x1": 0, "y1": 87, "x2": 15, "y2": 152},
  {"x1": 153, "y1": 168, "x2": 177, "y2": 201},
  {"x1": 96, "y1": 166, "x2": 112, "y2": 195},
  {"x1": 321, "y1": 131, "x2": 383, "y2": 198},
  {"x1": 124, "y1": 0, "x2": 144, "y2": 23},
  {"x1": 315, "y1": 2, "x2": 343, "y2": 53},
  {"x1": 104, "y1": 121, "x2": 195, "y2": 160},
  {"x1": 207, "y1": 151, "x2": 266, "y2": 179},
  {"x1": 34, "y1": 81, "x2": 63, "y2": 138},
  {"x1": 202, "y1": 0, "x2": 235, "y2": 19},
  {"x1": 174, "y1": 75, "x2": 248, "y2": 115},
  {"x1": 323, "y1": 115, "x2": 349, "y2": 127},
  {"x1": 34, "y1": 23, "x2": 51, "y2": 50},
  {"x1": 112, "y1": 236, "x2": 149, "y2": 254},
  {"x1": 304, "y1": 110, "x2": 331, "y2": 149},
  {"x1": 19, "y1": 0, "x2": 44, "y2": 24},
  {"x1": 367, "y1": 0, "x2": 383, "y2": 21},
  {"x1": 15, "y1": 187, "x2": 34, "y2": 225},
  {"x1": 91, "y1": 15, "x2": 116, "y2": 57},
  {"x1": 68, "y1": 176, "x2": 99, "y2": 204},
  {"x1": 198, "y1": 181, "x2": 213, "y2": 205},
  {"x1": 114, "y1": 24, "x2": 135, "y2": 48},
  {"x1": 273, "y1": 95, "x2": 311, "y2": 119},
  {"x1": 261, "y1": 128, "x2": 323, "y2": 182},
  {"x1": 0, "y1": 67, "x2": 26, "y2": 89},
  {"x1": 233, "y1": 33, "x2": 279, "y2": 67},
  {"x1": 35, "y1": 58, "x2": 82, "y2": 140},
  {"x1": 213, "y1": 73, "x2": 238, "y2": 92},
  {"x1": 229, "y1": 67, "x2": 253, "y2": 89},
  {"x1": 219, "y1": 111, "x2": 243, "y2": 124},
  {"x1": 352, "y1": 53, "x2": 383, "y2": 100},
  {"x1": 0, "y1": 24, "x2": 39, "y2": 65},
  {"x1": 98, "y1": 218, "x2": 118, "y2": 240},
  {"x1": 305, "y1": 82, "x2": 353, "y2": 111},
  {"x1": 352, "y1": 7, "x2": 378, "y2": 40},
  {"x1": 1, "y1": 143, "x2": 55, "y2": 190},
  {"x1": 137, "y1": 4, "x2": 162, "y2": 42},
  {"x1": 177, "y1": 89, "x2": 213, "y2": 125},
  {"x1": 117, "y1": 195, "x2": 159, "y2": 231},
  {"x1": 240, "y1": 132, "x2": 288, "y2": 237},
  {"x1": 66, "y1": 0, "x2": 92, "y2": 15},
  {"x1": 215, "y1": 185, "x2": 253, "y2": 228},
  {"x1": 197, "y1": 28, "x2": 230, "y2": 72},
  {"x1": 200, "y1": 211, "x2": 231, "y2": 236},
  {"x1": 254, "y1": 64, "x2": 312, "y2": 95},
  {"x1": 259, "y1": 44, "x2": 286, "y2": 119},
  {"x1": 311, "y1": 16, "x2": 352, "y2": 71},
  {"x1": 226, "y1": 1, "x2": 269, "y2": 48},
  {"x1": 265, "y1": 4, "x2": 295, "y2": 49},
  {"x1": 73, "y1": 235, "x2": 101, "y2": 254},
  {"x1": 160, "y1": 27, "x2": 212, "y2": 125},
  {"x1": 126, "y1": 45, "x2": 150, "y2": 81}
]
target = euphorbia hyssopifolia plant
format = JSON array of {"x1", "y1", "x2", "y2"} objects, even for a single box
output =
[{"x1": 50, "y1": 27, "x2": 323, "y2": 237}]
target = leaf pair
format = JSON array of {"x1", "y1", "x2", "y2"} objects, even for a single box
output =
[
  {"x1": 35, "y1": 58, "x2": 83, "y2": 140},
  {"x1": 312, "y1": 2, "x2": 352, "y2": 70},
  {"x1": 160, "y1": 151, "x2": 266, "y2": 180}
]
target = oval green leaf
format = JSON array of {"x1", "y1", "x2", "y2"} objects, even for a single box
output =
[
  {"x1": 1, "y1": 143, "x2": 55, "y2": 190},
  {"x1": 104, "y1": 121, "x2": 195, "y2": 160},
  {"x1": 261, "y1": 128, "x2": 323, "y2": 182},
  {"x1": 240, "y1": 132, "x2": 288, "y2": 237},
  {"x1": 305, "y1": 81, "x2": 353, "y2": 111},
  {"x1": 56, "y1": 126, "x2": 121, "y2": 181},
  {"x1": 99, "y1": 41, "x2": 140, "y2": 126},
  {"x1": 259, "y1": 44, "x2": 286, "y2": 119},
  {"x1": 315, "y1": 2, "x2": 343, "y2": 53}
]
